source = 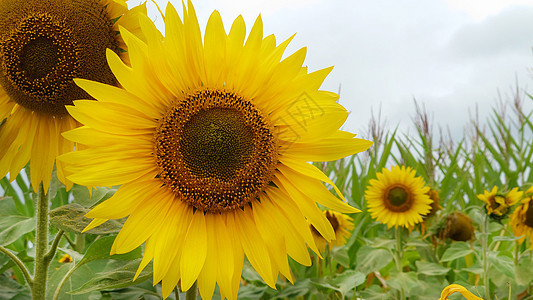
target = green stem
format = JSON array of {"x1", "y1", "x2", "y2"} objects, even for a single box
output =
[
  {"x1": 185, "y1": 281, "x2": 197, "y2": 300},
  {"x1": 394, "y1": 227, "x2": 405, "y2": 300},
  {"x1": 45, "y1": 230, "x2": 65, "y2": 262},
  {"x1": 481, "y1": 215, "x2": 491, "y2": 300},
  {"x1": 0, "y1": 246, "x2": 33, "y2": 288},
  {"x1": 32, "y1": 183, "x2": 50, "y2": 300},
  {"x1": 174, "y1": 286, "x2": 180, "y2": 300}
]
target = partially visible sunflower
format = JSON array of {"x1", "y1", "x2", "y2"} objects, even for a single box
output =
[
  {"x1": 438, "y1": 284, "x2": 483, "y2": 300},
  {"x1": 310, "y1": 210, "x2": 354, "y2": 252},
  {"x1": 365, "y1": 166, "x2": 432, "y2": 228},
  {"x1": 477, "y1": 186, "x2": 522, "y2": 220},
  {"x1": 423, "y1": 189, "x2": 442, "y2": 218},
  {"x1": 0, "y1": 0, "x2": 145, "y2": 193},
  {"x1": 59, "y1": 2, "x2": 372, "y2": 299},
  {"x1": 438, "y1": 212, "x2": 475, "y2": 242},
  {"x1": 510, "y1": 186, "x2": 533, "y2": 249}
]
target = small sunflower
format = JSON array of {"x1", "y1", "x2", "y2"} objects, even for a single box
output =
[
  {"x1": 438, "y1": 212, "x2": 475, "y2": 242},
  {"x1": 0, "y1": 0, "x2": 145, "y2": 193},
  {"x1": 59, "y1": 2, "x2": 372, "y2": 299},
  {"x1": 58, "y1": 253, "x2": 73, "y2": 263},
  {"x1": 439, "y1": 284, "x2": 483, "y2": 300},
  {"x1": 477, "y1": 186, "x2": 522, "y2": 220},
  {"x1": 311, "y1": 210, "x2": 354, "y2": 252},
  {"x1": 510, "y1": 186, "x2": 533, "y2": 249},
  {"x1": 365, "y1": 166, "x2": 432, "y2": 228}
]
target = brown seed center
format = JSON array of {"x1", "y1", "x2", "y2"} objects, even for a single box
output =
[{"x1": 154, "y1": 89, "x2": 278, "y2": 213}]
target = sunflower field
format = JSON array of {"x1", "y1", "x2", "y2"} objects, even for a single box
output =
[{"x1": 0, "y1": 0, "x2": 533, "y2": 300}]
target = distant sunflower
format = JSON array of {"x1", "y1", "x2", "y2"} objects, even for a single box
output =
[
  {"x1": 438, "y1": 212, "x2": 475, "y2": 242},
  {"x1": 477, "y1": 186, "x2": 522, "y2": 219},
  {"x1": 59, "y1": 2, "x2": 372, "y2": 299},
  {"x1": 365, "y1": 166, "x2": 431, "y2": 228},
  {"x1": 0, "y1": 0, "x2": 145, "y2": 192},
  {"x1": 311, "y1": 210, "x2": 354, "y2": 252},
  {"x1": 510, "y1": 186, "x2": 533, "y2": 248}
]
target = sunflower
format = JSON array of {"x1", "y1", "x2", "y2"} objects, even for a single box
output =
[
  {"x1": 58, "y1": 2, "x2": 372, "y2": 299},
  {"x1": 0, "y1": 0, "x2": 145, "y2": 193},
  {"x1": 311, "y1": 210, "x2": 354, "y2": 252},
  {"x1": 365, "y1": 166, "x2": 432, "y2": 228},
  {"x1": 477, "y1": 186, "x2": 522, "y2": 219},
  {"x1": 438, "y1": 212, "x2": 475, "y2": 242},
  {"x1": 438, "y1": 284, "x2": 483, "y2": 300},
  {"x1": 510, "y1": 186, "x2": 533, "y2": 248}
]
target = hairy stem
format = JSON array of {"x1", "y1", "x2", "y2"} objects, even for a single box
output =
[{"x1": 32, "y1": 183, "x2": 50, "y2": 300}]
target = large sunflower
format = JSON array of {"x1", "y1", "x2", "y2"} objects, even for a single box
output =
[
  {"x1": 510, "y1": 186, "x2": 533, "y2": 248},
  {"x1": 365, "y1": 166, "x2": 432, "y2": 228},
  {"x1": 0, "y1": 0, "x2": 145, "y2": 193},
  {"x1": 59, "y1": 2, "x2": 372, "y2": 299}
]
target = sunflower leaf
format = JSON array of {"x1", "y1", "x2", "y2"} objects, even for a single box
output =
[
  {"x1": 415, "y1": 261, "x2": 450, "y2": 276},
  {"x1": 355, "y1": 245, "x2": 392, "y2": 275},
  {"x1": 0, "y1": 216, "x2": 35, "y2": 246},
  {"x1": 439, "y1": 242, "x2": 473, "y2": 262},
  {"x1": 67, "y1": 260, "x2": 152, "y2": 295},
  {"x1": 76, "y1": 236, "x2": 142, "y2": 268},
  {"x1": 71, "y1": 185, "x2": 117, "y2": 208},
  {"x1": 488, "y1": 252, "x2": 514, "y2": 279},
  {"x1": 49, "y1": 203, "x2": 124, "y2": 235}
]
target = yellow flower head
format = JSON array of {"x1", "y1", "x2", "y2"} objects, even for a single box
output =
[
  {"x1": 311, "y1": 210, "x2": 354, "y2": 252},
  {"x1": 439, "y1": 284, "x2": 484, "y2": 300},
  {"x1": 477, "y1": 186, "x2": 522, "y2": 219},
  {"x1": 58, "y1": 253, "x2": 72, "y2": 263},
  {"x1": 365, "y1": 166, "x2": 432, "y2": 228},
  {"x1": 438, "y1": 212, "x2": 475, "y2": 242},
  {"x1": 510, "y1": 186, "x2": 533, "y2": 248},
  {"x1": 58, "y1": 2, "x2": 372, "y2": 299},
  {"x1": 0, "y1": 0, "x2": 145, "y2": 193}
]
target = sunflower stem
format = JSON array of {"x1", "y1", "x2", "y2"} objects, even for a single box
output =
[
  {"x1": 0, "y1": 246, "x2": 33, "y2": 288},
  {"x1": 394, "y1": 227, "x2": 405, "y2": 300},
  {"x1": 185, "y1": 281, "x2": 197, "y2": 300},
  {"x1": 481, "y1": 215, "x2": 491, "y2": 300},
  {"x1": 33, "y1": 183, "x2": 50, "y2": 300},
  {"x1": 514, "y1": 240, "x2": 520, "y2": 265},
  {"x1": 174, "y1": 286, "x2": 180, "y2": 300}
]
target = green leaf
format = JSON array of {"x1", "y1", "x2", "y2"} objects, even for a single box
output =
[
  {"x1": 68, "y1": 260, "x2": 152, "y2": 295},
  {"x1": 488, "y1": 253, "x2": 514, "y2": 278},
  {"x1": 331, "y1": 247, "x2": 350, "y2": 268},
  {"x1": 0, "y1": 197, "x2": 21, "y2": 217},
  {"x1": 237, "y1": 285, "x2": 268, "y2": 299},
  {"x1": 274, "y1": 278, "x2": 311, "y2": 299},
  {"x1": 516, "y1": 255, "x2": 533, "y2": 285},
  {"x1": 439, "y1": 242, "x2": 473, "y2": 262},
  {"x1": 71, "y1": 185, "x2": 116, "y2": 208},
  {"x1": 355, "y1": 245, "x2": 392, "y2": 275},
  {"x1": 0, "y1": 216, "x2": 35, "y2": 246},
  {"x1": 331, "y1": 270, "x2": 365, "y2": 297},
  {"x1": 77, "y1": 236, "x2": 142, "y2": 268},
  {"x1": 49, "y1": 204, "x2": 124, "y2": 235},
  {"x1": 0, "y1": 273, "x2": 30, "y2": 300},
  {"x1": 415, "y1": 261, "x2": 450, "y2": 276}
]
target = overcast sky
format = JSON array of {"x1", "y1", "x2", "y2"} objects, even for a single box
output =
[{"x1": 130, "y1": 0, "x2": 533, "y2": 140}]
